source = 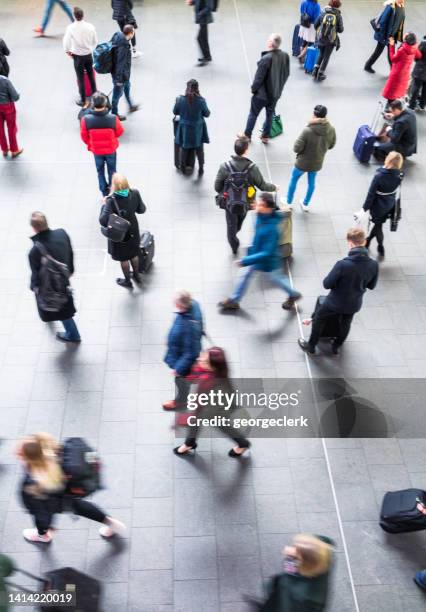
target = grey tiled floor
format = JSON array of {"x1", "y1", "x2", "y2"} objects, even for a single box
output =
[{"x1": 1, "y1": 0, "x2": 426, "y2": 610}]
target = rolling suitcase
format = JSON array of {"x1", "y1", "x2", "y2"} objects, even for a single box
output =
[
  {"x1": 312, "y1": 296, "x2": 341, "y2": 340},
  {"x1": 292, "y1": 24, "x2": 302, "y2": 57},
  {"x1": 304, "y1": 45, "x2": 319, "y2": 74},
  {"x1": 173, "y1": 117, "x2": 196, "y2": 173},
  {"x1": 138, "y1": 230, "x2": 155, "y2": 273},
  {"x1": 76, "y1": 70, "x2": 96, "y2": 99},
  {"x1": 380, "y1": 489, "x2": 426, "y2": 533},
  {"x1": 353, "y1": 102, "x2": 384, "y2": 163}
]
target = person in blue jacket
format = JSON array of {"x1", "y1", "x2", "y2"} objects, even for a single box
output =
[
  {"x1": 298, "y1": 0, "x2": 321, "y2": 63},
  {"x1": 218, "y1": 192, "x2": 302, "y2": 312},
  {"x1": 364, "y1": 0, "x2": 405, "y2": 73},
  {"x1": 163, "y1": 291, "x2": 204, "y2": 410}
]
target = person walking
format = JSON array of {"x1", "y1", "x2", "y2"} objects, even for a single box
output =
[
  {"x1": 218, "y1": 192, "x2": 302, "y2": 312},
  {"x1": 63, "y1": 7, "x2": 98, "y2": 108},
  {"x1": 286, "y1": 105, "x2": 336, "y2": 212},
  {"x1": 239, "y1": 33, "x2": 290, "y2": 144},
  {"x1": 111, "y1": 0, "x2": 142, "y2": 58},
  {"x1": 173, "y1": 79, "x2": 210, "y2": 176},
  {"x1": 215, "y1": 136, "x2": 278, "y2": 254},
  {"x1": 0, "y1": 74, "x2": 22, "y2": 159},
  {"x1": 173, "y1": 347, "x2": 251, "y2": 458},
  {"x1": 186, "y1": 0, "x2": 214, "y2": 66},
  {"x1": 99, "y1": 173, "x2": 146, "y2": 289},
  {"x1": 364, "y1": 0, "x2": 405, "y2": 74},
  {"x1": 163, "y1": 292, "x2": 204, "y2": 411},
  {"x1": 28, "y1": 212, "x2": 81, "y2": 343},
  {"x1": 111, "y1": 24, "x2": 140, "y2": 120},
  {"x1": 298, "y1": 228, "x2": 379, "y2": 355},
  {"x1": 297, "y1": 0, "x2": 321, "y2": 63},
  {"x1": 364, "y1": 151, "x2": 404, "y2": 257},
  {"x1": 16, "y1": 433, "x2": 125, "y2": 543},
  {"x1": 313, "y1": 0, "x2": 344, "y2": 81},
  {"x1": 374, "y1": 99, "x2": 417, "y2": 159},
  {"x1": 80, "y1": 93, "x2": 124, "y2": 197},
  {"x1": 409, "y1": 35, "x2": 426, "y2": 110},
  {"x1": 0, "y1": 38, "x2": 10, "y2": 77},
  {"x1": 382, "y1": 32, "x2": 421, "y2": 105},
  {"x1": 34, "y1": 0, "x2": 74, "y2": 37}
]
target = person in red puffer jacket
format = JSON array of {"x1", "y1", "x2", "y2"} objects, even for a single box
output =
[
  {"x1": 382, "y1": 32, "x2": 422, "y2": 103},
  {"x1": 80, "y1": 92, "x2": 124, "y2": 196}
]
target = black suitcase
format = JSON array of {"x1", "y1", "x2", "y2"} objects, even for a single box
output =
[
  {"x1": 380, "y1": 489, "x2": 426, "y2": 533},
  {"x1": 312, "y1": 296, "x2": 341, "y2": 340},
  {"x1": 138, "y1": 230, "x2": 155, "y2": 273},
  {"x1": 173, "y1": 116, "x2": 196, "y2": 174}
]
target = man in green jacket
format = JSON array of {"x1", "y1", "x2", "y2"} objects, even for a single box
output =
[
  {"x1": 286, "y1": 105, "x2": 336, "y2": 212},
  {"x1": 215, "y1": 136, "x2": 278, "y2": 254}
]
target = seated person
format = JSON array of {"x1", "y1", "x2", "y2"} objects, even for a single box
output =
[{"x1": 374, "y1": 100, "x2": 417, "y2": 160}]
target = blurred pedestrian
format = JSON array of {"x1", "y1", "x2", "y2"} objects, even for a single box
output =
[
  {"x1": 34, "y1": 0, "x2": 74, "y2": 37},
  {"x1": 186, "y1": 0, "x2": 214, "y2": 66},
  {"x1": 0, "y1": 74, "x2": 22, "y2": 158},
  {"x1": 364, "y1": 0, "x2": 405, "y2": 73},
  {"x1": 112, "y1": 0, "x2": 142, "y2": 58},
  {"x1": 297, "y1": 0, "x2": 321, "y2": 63},
  {"x1": 409, "y1": 35, "x2": 426, "y2": 110}
]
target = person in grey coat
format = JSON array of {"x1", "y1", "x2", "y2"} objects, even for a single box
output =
[{"x1": 186, "y1": 0, "x2": 214, "y2": 66}]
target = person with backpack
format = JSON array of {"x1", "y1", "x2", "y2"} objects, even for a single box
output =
[
  {"x1": 111, "y1": 24, "x2": 140, "y2": 120},
  {"x1": 313, "y1": 0, "x2": 344, "y2": 81},
  {"x1": 0, "y1": 38, "x2": 10, "y2": 77},
  {"x1": 186, "y1": 0, "x2": 215, "y2": 67},
  {"x1": 215, "y1": 136, "x2": 278, "y2": 254},
  {"x1": 382, "y1": 32, "x2": 421, "y2": 105},
  {"x1": 34, "y1": 0, "x2": 74, "y2": 37},
  {"x1": 28, "y1": 212, "x2": 81, "y2": 343},
  {"x1": 239, "y1": 33, "x2": 290, "y2": 144},
  {"x1": 99, "y1": 173, "x2": 146, "y2": 289},
  {"x1": 111, "y1": 0, "x2": 142, "y2": 59},
  {"x1": 364, "y1": 0, "x2": 405, "y2": 74},
  {"x1": 163, "y1": 292, "x2": 204, "y2": 411},
  {"x1": 297, "y1": 0, "x2": 321, "y2": 64},
  {"x1": 409, "y1": 35, "x2": 426, "y2": 110},
  {"x1": 286, "y1": 105, "x2": 336, "y2": 212},
  {"x1": 219, "y1": 193, "x2": 302, "y2": 312},
  {"x1": 0, "y1": 74, "x2": 22, "y2": 159},
  {"x1": 63, "y1": 7, "x2": 98, "y2": 108},
  {"x1": 80, "y1": 93, "x2": 124, "y2": 197},
  {"x1": 16, "y1": 433, "x2": 125, "y2": 543}
]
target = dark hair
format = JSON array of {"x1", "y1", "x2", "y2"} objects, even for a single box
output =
[
  {"x1": 73, "y1": 6, "x2": 84, "y2": 20},
  {"x1": 258, "y1": 192, "x2": 275, "y2": 209},
  {"x1": 92, "y1": 93, "x2": 107, "y2": 109},
  {"x1": 405, "y1": 32, "x2": 417, "y2": 46},
  {"x1": 313, "y1": 104, "x2": 327, "y2": 119},
  {"x1": 329, "y1": 0, "x2": 341, "y2": 7},
  {"x1": 123, "y1": 24, "x2": 134, "y2": 36},
  {"x1": 207, "y1": 347, "x2": 229, "y2": 379},
  {"x1": 185, "y1": 79, "x2": 200, "y2": 104},
  {"x1": 234, "y1": 137, "x2": 250, "y2": 156},
  {"x1": 389, "y1": 99, "x2": 404, "y2": 111}
]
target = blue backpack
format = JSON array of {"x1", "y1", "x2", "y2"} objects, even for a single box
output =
[{"x1": 93, "y1": 41, "x2": 115, "y2": 74}]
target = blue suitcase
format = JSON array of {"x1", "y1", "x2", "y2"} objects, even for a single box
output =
[
  {"x1": 304, "y1": 45, "x2": 319, "y2": 73},
  {"x1": 353, "y1": 125, "x2": 377, "y2": 163},
  {"x1": 292, "y1": 24, "x2": 302, "y2": 57}
]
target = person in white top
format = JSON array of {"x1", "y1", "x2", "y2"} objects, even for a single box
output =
[{"x1": 63, "y1": 6, "x2": 98, "y2": 107}]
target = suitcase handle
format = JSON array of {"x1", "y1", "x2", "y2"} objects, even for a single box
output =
[{"x1": 370, "y1": 101, "x2": 385, "y2": 134}]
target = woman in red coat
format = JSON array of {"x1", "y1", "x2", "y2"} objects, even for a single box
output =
[{"x1": 382, "y1": 32, "x2": 421, "y2": 103}]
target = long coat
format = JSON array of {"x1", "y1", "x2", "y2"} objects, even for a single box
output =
[
  {"x1": 363, "y1": 167, "x2": 403, "y2": 223},
  {"x1": 382, "y1": 42, "x2": 422, "y2": 100},
  {"x1": 413, "y1": 39, "x2": 426, "y2": 82},
  {"x1": 193, "y1": 0, "x2": 214, "y2": 25},
  {"x1": 99, "y1": 189, "x2": 146, "y2": 261},
  {"x1": 173, "y1": 95, "x2": 210, "y2": 149},
  {"x1": 164, "y1": 300, "x2": 203, "y2": 376}
]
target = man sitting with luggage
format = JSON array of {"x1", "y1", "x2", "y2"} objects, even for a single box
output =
[
  {"x1": 215, "y1": 136, "x2": 278, "y2": 254},
  {"x1": 298, "y1": 228, "x2": 379, "y2": 355},
  {"x1": 374, "y1": 100, "x2": 417, "y2": 160}
]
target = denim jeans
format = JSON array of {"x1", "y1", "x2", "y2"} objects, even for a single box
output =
[
  {"x1": 231, "y1": 266, "x2": 299, "y2": 302},
  {"x1": 244, "y1": 95, "x2": 276, "y2": 139},
  {"x1": 41, "y1": 0, "x2": 73, "y2": 31},
  {"x1": 94, "y1": 152, "x2": 117, "y2": 196},
  {"x1": 111, "y1": 80, "x2": 133, "y2": 116},
  {"x1": 62, "y1": 318, "x2": 81, "y2": 341},
  {"x1": 287, "y1": 167, "x2": 318, "y2": 206}
]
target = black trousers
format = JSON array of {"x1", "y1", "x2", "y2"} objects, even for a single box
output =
[
  {"x1": 73, "y1": 54, "x2": 96, "y2": 103},
  {"x1": 367, "y1": 221, "x2": 384, "y2": 246},
  {"x1": 308, "y1": 303, "x2": 354, "y2": 349},
  {"x1": 409, "y1": 78, "x2": 426, "y2": 109},
  {"x1": 117, "y1": 17, "x2": 136, "y2": 47},
  {"x1": 181, "y1": 145, "x2": 204, "y2": 170},
  {"x1": 175, "y1": 375, "x2": 190, "y2": 407},
  {"x1": 365, "y1": 41, "x2": 392, "y2": 69},
  {"x1": 225, "y1": 208, "x2": 247, "y2": 254},
  {"x1": 185, "y1": 419, "x2": 250, "y2": 449},
  {"x1": 315, "y1": 45, "x2": 334, "y2": 74},
  {"x1": 197, "y1": 24, "x2": 211, "y2": 60}
]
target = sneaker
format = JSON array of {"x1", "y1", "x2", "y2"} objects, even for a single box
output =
[
  {"x1": 33, "y1": 26, "x2": 45, "y2": 36},
  {"x1": 299, "y1": 200, "x2": 309, "y2": 213},
  {"x1": 132, "y1": 49, "x2": 142, "y2": 59},
  {"x1": 298, "y1": 338, "x2": 316, "y2": 354},
  {"x1": 282, "y1": 293, "x2": 302, "y2": 310},
  {"x1": 23, "y1": 528, "x2": 52, "y2": 543},
  {"x1": 99, "y1": 517, "x2": 126, "y2": 539},
  {"x1": 162, "y1": 400, "x2": 177, "y2": 411},
  {"x1": 56, "y1": 332, "x2": 81, "y2": 344},
  {"x1": 218, "y1": 299, "x2": 240, "y2": 311},
  {"x1": 11, "y1": 149, "x2": 24, "y2": 159}
]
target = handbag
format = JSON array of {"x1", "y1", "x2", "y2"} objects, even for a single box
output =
[
  {"x1": 101, "y1": 196, "x2": 131, "y2": 243},
  {"x1": 269, "y1": 115, "x2": 283, "y2": 139},
  {"x1": 390, "y1": 192, "x2": 402, "y2": 232}
]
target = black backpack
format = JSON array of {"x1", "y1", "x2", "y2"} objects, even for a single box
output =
[
  {"x1": 221, "y1": 161, "x2": 254, "y2": 215},
  {"x1": 380, "y1": 489, "x2": 426, "y2": 533},
  {"x1": 61, "y1": 437, "x2": 102, "y2": 498},
  {"x1": 212, "y1": 0, "x2": 219, "y2": 11},
  {"x1": 35, "y1": 242, "x2": 70, "y2": 313},
  {"x1": 318, "y1": 11, "x2": 338, "y2": 44}
]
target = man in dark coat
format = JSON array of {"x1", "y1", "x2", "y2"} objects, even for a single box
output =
[
  {"x1": 111, "y1": 25, "x2": 140, "y2": 120},
  {"x1": 240, "y1": 33, "x2": 290, "y2": 144},
  {"x1": 364, "y1": 0, "x2": 405, "y2": 73},
  {"x1": 111, "y1": 0, "x2": 141, "y2": 57},
  {"x1": 28, "y1": 212, "x2": 81, "y2": 343},
  {"x1": 215, "y1": 136, "x2": 277, "y2": 254},
  {"x1": 163, "y1": 291, "x2": 204, "y2": 410},
  {"x1": 409, "y1": 36, "x2": 426, "y2": 110},
  {"x1": 299, "y1": 228, "x2": 378, "y2": 355},
  {"x1": 375, "y1": 100, "x2": 417, "y2": 159},
  {"x1": 186, "y1": 0, "x2": 214, "y2": 66}
]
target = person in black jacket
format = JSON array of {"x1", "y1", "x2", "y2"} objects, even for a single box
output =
[
  {"x1": 375, "y1": 100, "x2": 417, "y2": 159},
  {"x1": 364, "y1": 151, "x2": 404, "y2": 257},
  {"x1": 111, "y1": 0, "x2": 141, "y2": 57},
  {"x1": 364, "y1": 0, "x2": 405, "y2": 73},
  {"x1": 111, "y1": 25, "x2": 139, "y2": 120},
  {"x1": 240, "y1": 33, "x2": 290, "y2": 144},
  {"x1": 298, "y1": 228, "x2": 379, "y2": 355},
  {"x1": 409, "y1": 35, "x2": 426, "y2": 110},
  {"x1": 187, "y1": 0, "x2": 214, "y2": 66},
  {"x1": 313, "y1": 0, "x2": 344, "y2": 81},
  {"x1": 99, "y1": 173, "x2": 146, "y2": 289},
  {"x1": 28, "y1": 212, "x2": 81, "y2": 343},
  {"x1": 0, "y1": 38, "x2": 10, "y2": 77}
]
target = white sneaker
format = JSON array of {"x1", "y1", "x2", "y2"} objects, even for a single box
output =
[
  {"x1": 23, "y1": 528, "x2": 52, "y2": 543},
  {"x1": 281, "y1": 197, "x2": 292, "y2": 207},
  {"x1": 299, "y1": 200, "x2": 309, "y2": 213},
  {"x1": 99, "y1": 517, "x2": 126, "y2": 538},
  {"x1": 132, "y1": 49, "x2": 142, "y2": 59}
]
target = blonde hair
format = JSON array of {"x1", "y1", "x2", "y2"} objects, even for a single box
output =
[
  {"x1": 384, "y1": 151, "x2": 403, "y2": 170},
  {"x1": 111, "y1": 173, "x2": 130, "y2": 193},
  {"x1": 346, "y1": 227, "x2": 366, "y2": 246},
  {"x1": 21, "y1": 433, "x2": 64, "y2": 494},
  {"x1": 292, "y1": 534, "x2": 333, "y2": 578}
]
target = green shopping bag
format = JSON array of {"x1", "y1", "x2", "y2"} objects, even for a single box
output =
[{"x1": 269, "y1": 115, "x2": 283, "y2": 138}]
